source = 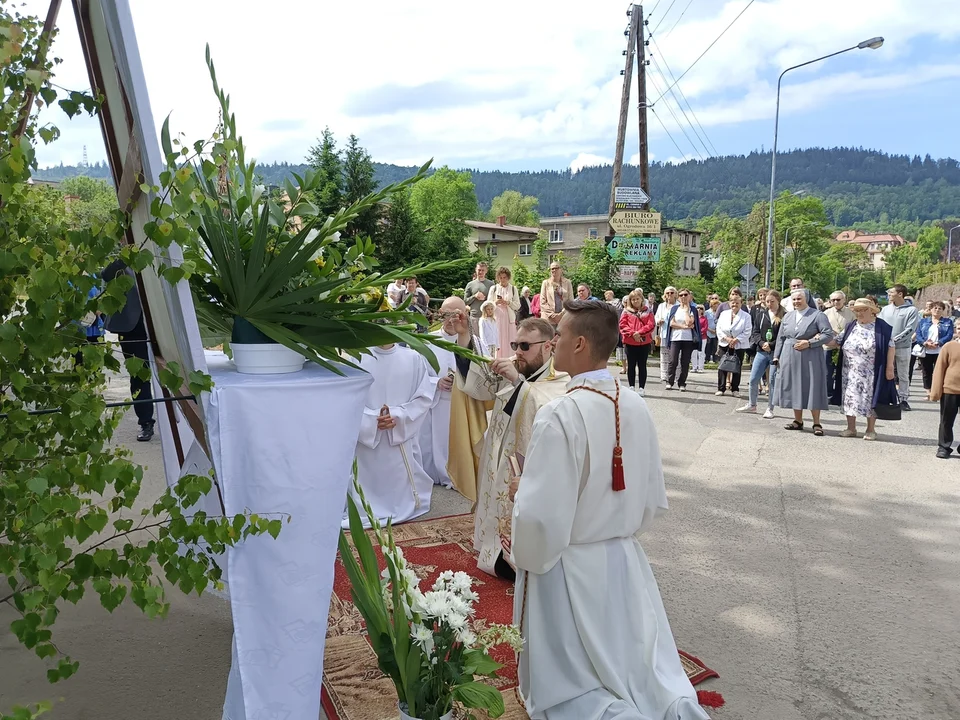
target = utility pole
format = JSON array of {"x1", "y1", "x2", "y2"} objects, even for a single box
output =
[
  {"x1": 608, "y1": 6, "x2": 641, "y2": 236},
  {"x1": 635, "y1": 5, "x2": 650, "y2": 209}
]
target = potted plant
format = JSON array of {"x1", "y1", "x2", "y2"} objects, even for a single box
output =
[
  {"x1": 141, "y1": 46, "x2": 465, "y2": 375},
  {"x1": 340, "y1": 475, "x2": 521, "y2": 720}
]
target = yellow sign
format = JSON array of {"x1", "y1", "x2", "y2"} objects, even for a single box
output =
[{"x1": 609, "y1": 210, "x2": 661, "y2": 235}]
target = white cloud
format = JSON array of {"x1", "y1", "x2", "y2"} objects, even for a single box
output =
[
  {"x1": 19, "y1": 0, "x2": 960, "y2": 168},
  {"x1": 570, "y1": 153, "x2": 612, "y2": 172}
]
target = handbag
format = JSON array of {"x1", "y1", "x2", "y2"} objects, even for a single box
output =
[
  {"x1": 717, "y1": 350, "x2": 742, "y2": 374},
  {"x1": 911, "y1": 343, "x2": 926, "y2": 358},
  {"x1": 874, "y1": 401, "x2": 901, "y2": 421}
]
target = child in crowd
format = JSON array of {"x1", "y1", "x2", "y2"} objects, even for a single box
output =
[{"x1": 479, "y1": 300, "x2": 499, "y2": 357}]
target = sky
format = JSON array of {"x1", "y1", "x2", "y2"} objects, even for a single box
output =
[{"x1": 25, "y1": 0, "x2": 960, "y2": 175}]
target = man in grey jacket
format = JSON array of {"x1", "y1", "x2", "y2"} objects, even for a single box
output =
[
  {"x1": 101, "y1": 260, "x2": 155, "y2": 440},
  {"x1": 879, "y1": 284, "x2": 920, "y2": 411},
  {"x1": 463, "y1": 261, "x2": 494, "y2": 337}
]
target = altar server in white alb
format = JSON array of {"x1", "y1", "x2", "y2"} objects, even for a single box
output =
[
  {"x1": 419, "y1": 297, "x2": 464, "y2": 487},
  {"x1": 345, "y1": 342, "x2": 436, "y2": 527},
  {"x1": 511, "y1": 299, "x2": 709, "y2": 720}
]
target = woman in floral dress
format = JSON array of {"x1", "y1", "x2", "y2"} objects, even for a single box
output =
[{"x1": 834, "y1": 297, "x2": 898, "y2": 440}]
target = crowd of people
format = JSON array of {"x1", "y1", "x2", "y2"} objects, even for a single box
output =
[{"x1": 344, "y1": 261, "x2": 959, "y2": 718}]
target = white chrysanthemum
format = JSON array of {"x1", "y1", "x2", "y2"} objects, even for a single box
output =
[
  {"x1": 446, "y1": 612, "x2": 467, "y2": 631},
  {"x1": 451, "y1": 571, "x2": 472, "y2": 592},
  {"x1": 412, "y1": 624, "x2": 432, "y2": 647},
  {"x1": 456, "y1": 629, "x2": 477, "y2": 647},
  {"x1": 446, "y1": 595, "x2": 471, "y2": 618},
  {"x1": 420, "y1": 591, "x2": 448, "y2": 619}
]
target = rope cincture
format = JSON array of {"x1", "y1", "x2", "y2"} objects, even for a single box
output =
[{"x1": 566, "y1": 381, "x2": 626, "y2": 492}]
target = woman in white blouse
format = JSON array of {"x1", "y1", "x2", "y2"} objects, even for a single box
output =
[{"x1": 715, "y1": 295, "x2": 753, "y2": 397}]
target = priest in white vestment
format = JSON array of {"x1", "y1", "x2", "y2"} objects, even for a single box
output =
[
  {"x1": 449, "y1": 310, "x2": 569, "y2": 581},
  {"x1": 419, "y1": 298, "x2": 464, "y2": 487},
  {"x1": 511, "y1": 299, "x2": 709, "y2": 720},
  {"x1": 344, "y1": 344, "x2": 437, "y2": 528}
]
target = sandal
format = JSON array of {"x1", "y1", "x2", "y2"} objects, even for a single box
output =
[
  {"x1": 784, "y1": 421, "x2": 804, "y2": 431},
  {"x1": 813, "y1": 424, "x2": 824, "y2": 436}
]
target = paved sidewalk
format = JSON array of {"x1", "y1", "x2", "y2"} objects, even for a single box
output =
[{"x1": 2, "y1": 367, "x2": 957, "y2": 719}]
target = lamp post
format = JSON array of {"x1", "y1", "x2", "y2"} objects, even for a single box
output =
[
  {"x1": 949, "y1": 225, "x2": 959, "y2": 264},
  {"x1": 764, "y1": 37, "x2": 884, "y2": 287}
]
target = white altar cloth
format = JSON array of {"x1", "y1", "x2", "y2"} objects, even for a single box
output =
[{"x1": 203, "y1": 352, "x2": 373, "y2": 720}]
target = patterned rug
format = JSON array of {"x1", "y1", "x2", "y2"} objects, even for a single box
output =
[{"x1": 322, "y1": 514, "x2": 719, "y2": 720}]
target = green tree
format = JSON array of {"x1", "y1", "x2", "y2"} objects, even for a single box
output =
[
  {"x1": 378, "y1": 187, "x2": 424, "y2": 269},
  {"x1": 342, "y1": 134, "x2": 378, "y2": 239},
  {"x1": 306, "y1": 127, "x2": 343, "y2": 218},
  {"x1": 59, "y1": 175, "x2": 117, "y2": 229},
  {"x1": 487, "y1": 190, "x2": 539, "y2": 227},
  {"x1": 409, "y1": 166, "x2": 479, "y2": 259},
  {"x1": 914, "y1": 225, "x2": 947, "y2": 263},
  {"x1": 0, "y1": 13, "x2": 274, "y2": 718},
  {"x1": 570, "y1": 238, "x2": 616, "y2": 295}
]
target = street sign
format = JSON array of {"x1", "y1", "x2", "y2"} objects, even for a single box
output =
[
  {"x1": 738, "y1": 263, "x2": 759, "y2": 280},
  {"x1": 609, "y1": 210, "x2": 661, "y2": 235},
  {"x1": 614, "y1": 186, "x2": 649, "y2": 209},
  {"x1": 617, "y1": 264, "x2": 639, "y2": 284},
  {"x1": 607, "y1": 235, "x2": 661, "y2": 262}
]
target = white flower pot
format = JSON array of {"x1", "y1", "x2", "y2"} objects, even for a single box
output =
[
  {"x1": 231, "y1": 342, "x2": 306, "y2": 375},
  {"x1": 398, "y1": 703, "x2": 452, "y2": 720}
]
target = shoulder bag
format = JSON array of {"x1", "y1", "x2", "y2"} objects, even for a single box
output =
[{"x1": 717, "y1": 350, "x2": 742, "y2": 374}]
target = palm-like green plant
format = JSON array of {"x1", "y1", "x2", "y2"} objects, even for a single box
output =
[{"x1": 150, "y1": 46, "x2": 477, "y2": 373}]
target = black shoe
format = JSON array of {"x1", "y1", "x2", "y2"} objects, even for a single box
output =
[
  {"x1": 494, "y1": 551, "x2": 516, "y2": 582},
  {"x1": 137, "y1": 425, "x2": 155, "y2": 442},
  {"x1": 936, "y1": 448, "x2": 952, "y2": 459},
  {"x1": 900, "y1": 401, "x2": 911, "y2": 411}
]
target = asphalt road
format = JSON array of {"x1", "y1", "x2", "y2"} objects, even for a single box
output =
[{"x1": 2, "y1": 364, "x2": 957, "y2": 719}]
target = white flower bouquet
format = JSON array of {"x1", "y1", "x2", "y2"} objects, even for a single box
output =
[{"x1": 339, "y1": 474, "x2": 521, "y2": 720}]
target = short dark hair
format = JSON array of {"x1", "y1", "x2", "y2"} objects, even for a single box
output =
[
  {"x1": 890, "y1": 284, "x2": 908, "y2": 297},
  {"x1": 561, "y1": 300, "x2": 619, "y2": 362},
  {"x1": 517, "y1": 317, "x2": 555, "y2": 342}
]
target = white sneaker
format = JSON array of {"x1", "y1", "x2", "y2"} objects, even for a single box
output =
[
  {"x1": 762, "y1": 408, "x2": 774, "y2": 419},
  {"x1": 679, "y1": 386, "x2": 687, "y2": 392},
  {"x1": 666, "y1": 384, "x2": 675, "y2": 391},
  {"x1": 637, "y1": 387, "x2": 645, "y2": 396},
  {"x1": 735, "y1": 405, "x2": 757, "y2": 413},
  {"x1": 715, "y1": 390, "x2": 725, "y2": 396}
]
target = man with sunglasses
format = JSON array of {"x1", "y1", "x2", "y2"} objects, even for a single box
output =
[{"x1": 450, "y1": 309, "x2": 569, "y2": 582}]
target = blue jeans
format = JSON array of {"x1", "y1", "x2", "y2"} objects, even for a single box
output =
[{"x1": 748, "y1": 350, "x2": 777, "y2": 408}]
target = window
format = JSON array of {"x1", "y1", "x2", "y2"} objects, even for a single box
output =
[
  {"x1": 683, "y1": 257, "x2": 689, "y2": 270},
  {"x1": 549, "y1": 229, "x2": 563, "y2": 243},
  {"x1": 691, "y1": 235, "x2": 697, "y2": 248},
  {"x1": 588, "y1": 227, "x2": 598, "y2": 239},
  {"x1": 486, "y1": 245, "x2": 498, "y2": 257},
  {"x1": 518, "y1": 243, "x2": 532, "y2": 257},
  {"x1": 491, "y1": 233, "x2": 497, "y2": 240},
  {"x1": 549, "y1": 253, "x2": 558, "y2": 264}
]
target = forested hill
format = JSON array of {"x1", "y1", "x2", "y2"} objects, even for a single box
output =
[{"x1": 35, "y1": 147, "x2": 960, "y2": 227}]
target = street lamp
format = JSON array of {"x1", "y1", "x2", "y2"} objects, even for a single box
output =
[
  {"x1": 764, "y1": 37, "x2": 884, "y2": 286},
  {"x1": 949, "y1": 225, "x2": 959, "y2": 264}
]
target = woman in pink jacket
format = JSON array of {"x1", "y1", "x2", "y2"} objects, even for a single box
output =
[{"x1": 619, "y1": 289, "x2": 655, "y2": 394}]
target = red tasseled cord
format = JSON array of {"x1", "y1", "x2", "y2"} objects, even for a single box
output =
[
  {"x1": 612, "y1": 446, "x2": 625, "y2": 492},
  {"x1": 697, "y1": 690, "x2": 725, "y2": 708}
]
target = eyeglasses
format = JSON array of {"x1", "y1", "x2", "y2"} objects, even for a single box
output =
[{"x1": 510, "y1": 340, "x2": 548, "y2": 352}]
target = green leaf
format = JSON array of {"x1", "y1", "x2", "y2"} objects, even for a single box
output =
[
  {"x1": 452, "y1": 681, "x2": 505, "y2": 717},
  {"x1": 26, "y1": 476, "x2": 48, "y2": 494}
]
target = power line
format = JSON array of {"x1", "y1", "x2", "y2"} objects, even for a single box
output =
[
  {"x1": 649, "y1": 52, "x2": 713, "y2": 157},
  {"x1": 649, "y1": 106, "x2": 689, "y2": 161},
  {"x1": 652, "y1": 0, "x2": 756, "y2": 105},
  {"x1": 660, "y1": 0, "x2": 696, "y2": 39},
  {"x1": 646, "y1": 66, "x2": 705, "y2": 161},
  {"x1": 650, "y1": 36, "x2": 720, "y2": 155},
  {"x1": 650, "y1": 0, "x2": 679, "y2": 35}
]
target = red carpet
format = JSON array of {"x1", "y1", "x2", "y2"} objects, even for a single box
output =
[{"x1": 322, "y1": 514, "x2": 721, "y2": 719}]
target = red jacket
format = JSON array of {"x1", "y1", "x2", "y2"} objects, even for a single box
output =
[
  {"x1": 619, "y1": 308, "x2": 655, "y2": 346},
  {"x1": 699, "y1": 313, "x2": 708, "y2": 337}
]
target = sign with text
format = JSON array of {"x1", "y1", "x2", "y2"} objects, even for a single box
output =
[
  {"x1": 607, "y1": 235, "x2": 661, "y2": 262},
  {"x1": 617, "y1": 264, "x2": 639, "y2": 283},
  {"x1": 614, "y1": 186, "x2": 649, "y2": 209},
  {"x1": 609, "y1": 210, "x2": 662, "y2": 235}
]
